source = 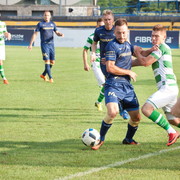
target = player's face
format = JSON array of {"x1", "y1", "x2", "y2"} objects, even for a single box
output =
[
  {"x1": 103, "y1": 14, "x2": 114, "y2": 30},
  {"x1": 44, "y1": 12, "x2": 51, "y2": 22},
  {"x1": 151, "y1": 30, "x2": 166, "y2": 45},
  {"x1": 97, "y1": 21, "x2": 104, "y2": 28},
  {"x1": 114, "y1": 24, "x2": 128, "y2": 44}
]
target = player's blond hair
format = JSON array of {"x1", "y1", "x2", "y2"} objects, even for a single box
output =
[{"x1": 102, "y1": 9, "x2": 114, "y2": 17}]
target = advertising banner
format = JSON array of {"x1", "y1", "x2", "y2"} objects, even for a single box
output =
[
  {"x1": 130, "y1": 30, "x2": 179, "y2": 49},
  {"x1": 5, "y1": 29, "x2": 34, "y2": 46}
]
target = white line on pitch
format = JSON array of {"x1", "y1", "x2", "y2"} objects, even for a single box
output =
[{"x1": 55, "y1": 146, "x2": 180, "y2": 180}]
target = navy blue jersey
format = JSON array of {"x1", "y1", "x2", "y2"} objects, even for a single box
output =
[
  {"x1": 93, "y1": 25, "x2": 115, "y2": 59},
  {"x1": 105, "y1": 39, "x2": 134, "y2": 80},
  {"x1": 35, "y1": 20, "x2": 57, "y2": 44}
]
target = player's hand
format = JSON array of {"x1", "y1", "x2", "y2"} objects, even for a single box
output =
[
  {"x1": 57, "y1": 32, "x2": 64, "y2": 37},
  {"x1": 101, "y1": 58, "x2": 106, "y2": 65},
  {"x1": 4, "y1": 32, "x2": 11, "y2": 40},
  {"x1": 84, "y1": 64, "x2": 91, "y2": 71},
  {"x1": 28, "y1": 45, "x2": 32, "y2": 51},
  {"x1": 90, "y1": 53, "x2": 96, "y2": 63},
  {"x1": 129, "y1": 70, "x2": 137, "y2": 82},
  {"x1": 60, "y1": 33, "x2": 64, "y2": 37},
  {"x1": 7, "y1": 33, "x2": 11, "y2": 40},
  {"x1": 151, "y1": 44, "x2": 159, "y2": 51}
]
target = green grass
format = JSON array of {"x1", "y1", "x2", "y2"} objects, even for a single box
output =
[{"x1": 0, "y1": 46, "x2": 179, "y2": 180}]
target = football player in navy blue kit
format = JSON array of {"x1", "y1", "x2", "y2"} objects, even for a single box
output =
[
  {"x1": 28, "y1": 11, "x2": 64, "y2": 83},
  {"x1": 91, "y1": 10, "x2": 129, "y2": 120},
  {"x1": 92, "y1": 18, "x2": 142, "y2": 150}
]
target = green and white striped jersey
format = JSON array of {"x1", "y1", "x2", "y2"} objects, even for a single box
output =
[
  {"x1": 150, "y1": 43, "x2": 177, "y2": 89},
  {"x1": 0, "y1": 21, "x2": 7, "y2": 45},
  {"x1": 83, "y1": 33, "x2": 100, "y2": 62}
]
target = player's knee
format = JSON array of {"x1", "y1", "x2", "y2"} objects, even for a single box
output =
[
  {"x1": 108, "y1": 109, "x2": 118, "y2": 119},
  {"x1": 129, "y1": 118, "x2": 140, "y2": 127},
  {"x1": 141, "y1": 104, "x2": 150, "y2": 117},
  {"x1": 50, "y1": 61, "x2": 55, "y2": 65},
  {"x1": 141, "y1": 105, "x2": 146, "y2": 115},
  {"x1": 45, "y1": 60, "x2": 50, "y2": 64}
]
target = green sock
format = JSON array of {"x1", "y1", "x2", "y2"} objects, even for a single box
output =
[
  {"x1": 149, "y1": 110, "x2": 170, "y2": 130},
  {"x1": 0, "y1": 65, "x2": 5, "y2": 79},
  {"x1": 97, "y1": 86, "x2": 104, "y2": 103}
]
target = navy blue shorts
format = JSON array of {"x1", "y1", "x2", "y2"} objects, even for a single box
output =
[
  {"x1": 41, "y1": 43, "x2": 55, "y2": 60},
  {"x1": 104, "y1": 78, "x2": 139, "y2": 112}
]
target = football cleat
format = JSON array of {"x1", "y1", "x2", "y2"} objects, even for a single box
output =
[
  {"x1": 40, "y1": 74, "x2": 48, "y2": 81},
  {"x1": 95, "y1": 102, "x2": 103, "y2": 111},
  {"x1": 3, "y1": 79, "x2": 9, "y2": 84},
  {"x1": 49, "y1": 78, "x2": 54, "y2": 83},
  {"x1": 91, "y1": 141, "x2": 104, "y2": 150},
  {"x1": 122, "y1": 138, "x2": 140, "y2": 145},
  {"x1": 120, "y1": 110, "x2": 129, "y2": 120},
  {"x1": 167, "y1": 131, "x2": 180, "y2": 146}
]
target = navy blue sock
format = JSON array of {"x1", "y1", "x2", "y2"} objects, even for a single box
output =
[
  {"x1": 100, "y1": 121, "x2": 112, "y2": 141},
  {"x1": 118, "y1": 102, "x2": 123, "y2": 114},
  {"x1": 43, "y1": 64, "x2": 53, "y2": 76},
  {"x1": 45, "y1": 64, "x2": 52, "y2": 79},
  {"x1": 125, "y1": 123, "x2": 138, "y2": 141},
  {"x1": 42, "y1": 69, "x2": 47, "y2": 76}
]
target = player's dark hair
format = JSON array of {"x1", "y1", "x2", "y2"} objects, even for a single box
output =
[
  {"x1": 153, "y1": 24, "x2": 166, "y2": 32},
  {"x1": 115, "y1": 18, "x2": 128, "y2": 27},
  {"x1": 44, "y1": 10, "x2": 51, "y2": 15},
  {"x1": 96, "y1": 17, "x2": 103, "y2": 23}
]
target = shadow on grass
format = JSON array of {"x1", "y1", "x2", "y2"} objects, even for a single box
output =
[{"x1": 0, "y1": 107, "x2": 102, "y2": 122}]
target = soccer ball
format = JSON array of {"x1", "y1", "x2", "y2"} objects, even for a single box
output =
[{"x1": 81, "y1": 128, "x2": 100, "y2": 147}]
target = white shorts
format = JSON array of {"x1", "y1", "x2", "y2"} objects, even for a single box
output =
[
  {"x1": 0, "y1": 45, "x2": 5, "y2": 60},
  {"x1": 147, "y1": 85, "x2": 179, "y2": 120},
  {"x1": 91, "y1": 61, "x2": 105, "y2": 86}
]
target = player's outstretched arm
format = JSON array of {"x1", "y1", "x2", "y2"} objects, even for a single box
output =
[
  {"x1": 141, "y1": 45, "x2": 159, "y2": 57},
  {"x1": 134, "y1": 46, "x2": 157, "y2": 67},
  {"x1": 55, "y1": 31, "x2": 64, "y2": 37},
  {"x1": 28, "y1": 32, "x2": 38, "y2": 50}
]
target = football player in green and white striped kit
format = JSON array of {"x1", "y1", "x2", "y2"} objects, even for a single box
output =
[
  {"x1": 0, "y1": 20, "x2": 11, "y2": 84},
  {"x1": 134, "y1": 24, "x2": 180, "y2": 146},
  {"x1": 83, "y1": 18, "x2": 105, "y2": 111}
]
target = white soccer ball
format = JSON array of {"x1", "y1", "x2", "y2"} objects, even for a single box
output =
[{"x1": 81, "y1": 128, "x2": 100, "y2": 147}]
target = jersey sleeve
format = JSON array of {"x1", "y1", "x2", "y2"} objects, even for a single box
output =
[
  {"x1": 150, "y1": 50, "x2": 162, "y2": 60},
  {"x1": 83, "y1": 34, "x2": 93, "y2": 50},
  {"x1": 130, "y1": 44, "x2": 134, "y2": 54},
  {"x1": 93, "y1": 28, "x2": 100, "y2": 42},
  {"x1": 53, "y1": 22, "x2": 58, "y2": 32},
  {"x1": 2, "y1": 22, "x2": 7, "y2": 33},
  {"x1": 105, "y1": 42, "x2": 116, "y2": 62},
  {"x1": 35, "y1": 22, "x2": 41, "y2": 32}
]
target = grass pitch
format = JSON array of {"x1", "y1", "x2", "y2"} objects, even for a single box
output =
[{"x1": 0, "y1": 46, "x2": 179, "y2": 180}]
